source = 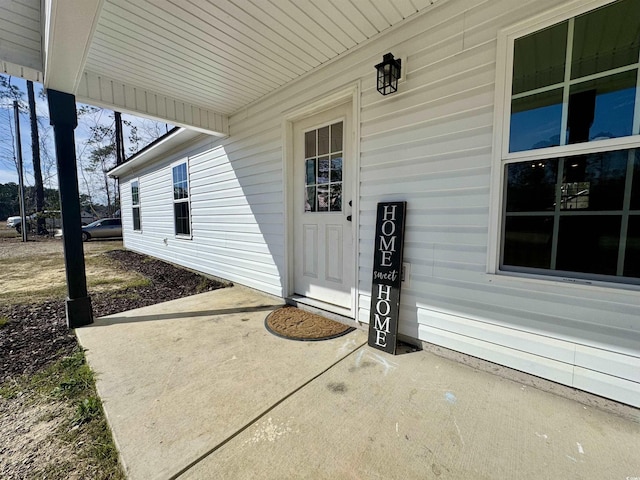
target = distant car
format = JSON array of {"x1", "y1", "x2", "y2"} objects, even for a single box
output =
[
  {"x1": 81, "y1": 218, "x2": 122, "y2": 241},
  {"x1": 7, "y1": 211, "x2": 94, "y2": 235},
  {"x1": 6, "y1": 216, "x2": 21, "y2": 228}
]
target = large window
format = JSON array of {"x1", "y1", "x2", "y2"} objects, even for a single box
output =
[
  {"x1": 501, "y1": 0, "x2": 640, "y2": 284},
  {"x1": 131, "y1": 180, "x2": 141, "y2": 231},
  {"x1": 172, "y1": 162, "x2": 190, "y2": 236}
]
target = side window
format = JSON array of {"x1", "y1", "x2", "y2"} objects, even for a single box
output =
[
  {"x1": 131, "y1": 180, "x2": 141, "y2": 231},
  {"x1": 500, "y1": 0, "x2": 640, "y2": 284},
  {"x1": 172, "y1": 162, "x2": 190, "y2": 236}
]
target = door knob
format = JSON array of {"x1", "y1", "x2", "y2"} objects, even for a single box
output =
[{"x1": 347, "y1": 215, "x2": 352, "y2": 222}]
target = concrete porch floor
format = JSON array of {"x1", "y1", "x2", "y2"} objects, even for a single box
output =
[{"x1": 76, "y1": 285, "x2": 640, "y2": 480}]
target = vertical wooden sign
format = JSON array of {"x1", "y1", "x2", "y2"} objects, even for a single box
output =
[{"x1": 368, "y1": 201, "x2": 406, "y2": 355}]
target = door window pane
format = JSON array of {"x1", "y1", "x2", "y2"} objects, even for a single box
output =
[
  {"x1": 506, "y1": 160, "x2": 558, "y2": 212},
  {"x1": 571, "y1": 0, "x2": 640, "y2": 79},
  {"x1": 556, "y1": 216, "x2": 621, "y2": 275},
  {"x1": 317, "y1": 185, "x2": 329, "y2": 212},
  {"x1": 305, "y1": 186, "x2": 316, "y2": 212},
  {"x1": 317, "y1": 157, "x2": 330, "y2": 184},
  {"x1": 330, "y1": 122, "x2": 343, "y2": 152},
  {"x1": 512, "y1": 22, "x2": 568, "y2": 95},
  {"x1": 318, "y1": 126, "x2": 329, "y2": 155},
  {"x1": 330, "y1": 184, "x2": 342, "y2": 212},
  {"x1": 306, "y1": 159, "x2": 316, "y2": 185},
  {"x1": 305, "y1": 131, "x2": 316, "y2": 158},
  {"x1": 330, "y1": 155, "x2": 343, "y2": 182},
  {"x1": 567, "y1": 71, "x2": 636, "y2": 144},
  {"x1": 510, "y1": 89, "x2": 563, "y2": 152},
  {"x1": 503, "y1": 216, "x2": 554, "y2": 269}
]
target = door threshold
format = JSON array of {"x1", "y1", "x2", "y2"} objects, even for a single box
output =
[{"x1": 286, "y1": 295, "x2": 359, "y2": 327}]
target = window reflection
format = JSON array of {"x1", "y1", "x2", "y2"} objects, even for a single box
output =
[
  {"x1": 509, "y1": 0, "x2": 640, "y2": 153},
  {"x1": 567, "y1": 72, "x2": 636, "y2": 144},
  {"x1": 503, "y1": 148, "x2": 639, "y2": 279},
  {"x1": 571, "y1": 0, "x2": 640, "y2": 79},
  {"x1": 512, "y1": 22, "x2": 567, "y2": 95},
  {"x1": 506, "y1": 160, "x2": 558, "y2": 212},
  {"x1": 510, "y1": 89, "x2": 563, "y2": 152},
  {"x1": 561, "y1": 152, "x2": 627, "y2": 211}
]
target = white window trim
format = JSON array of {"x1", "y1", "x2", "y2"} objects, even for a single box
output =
[
  {"x1": 131, "y1": 178, "x2": 142, "y2": 233},
  {"x1": 488, "y1": 0, "x2": 639, "y2": 284},
  {"x1": 171, "y1": 159, "x2": 192, "y2": 239}
]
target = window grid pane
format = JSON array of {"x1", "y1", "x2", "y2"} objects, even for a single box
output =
[
  {"x1": 509, "y1": 0, "x2": 640, "y2": 153},
  {"x1": 132, "y1": 207, "x2": 141, "y2": 231},
  {"x1": 131, "y1": 181, "x2": 139, "y2": 205},
  {"x1": 503, "y1": 148, "x2": 640, "y2": 280},
  {"x1": 174, "y1": 202, "x2": 190, "y2": 236}
]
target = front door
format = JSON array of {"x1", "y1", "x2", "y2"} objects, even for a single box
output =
[{"x1": 293, "y1": 102, "x2": 354, "y2": 311}]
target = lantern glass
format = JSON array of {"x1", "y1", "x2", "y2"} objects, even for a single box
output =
[{"x1": 375, "y1": 53, "x2": 401, "y2": 95}]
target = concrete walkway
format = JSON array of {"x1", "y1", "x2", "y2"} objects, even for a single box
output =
[{"x1": 76, "y1": 286, "x2": 640, "y2": 480}]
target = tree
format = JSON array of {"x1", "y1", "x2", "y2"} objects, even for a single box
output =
[
  {"x1": 76, "y1": 108, "x2": 120, "y2": 217},
  {"x1": 87, "y1": 143, "x2": 117, "y2": 216},
  {"x1": 27, "y1": 80, "x2": 46, "y2": 233},
  {"x1": 0, "y1": 182, "x2": 19, "y2": 220},
  {"x1": 127, "y1": 117, "x2": 171, "y2": 155}
]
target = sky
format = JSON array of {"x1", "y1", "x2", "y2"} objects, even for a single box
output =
[{"x1": 0, "y1": 74, "x2": 171, "y2": 195}]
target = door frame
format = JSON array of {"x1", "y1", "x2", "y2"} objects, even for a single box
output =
[{"x1": 282, "y1": 82, "x2": 361, "y2": 318}]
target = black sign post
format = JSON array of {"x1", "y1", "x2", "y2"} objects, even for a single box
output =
[{"x1": 368, "y1": 201, "x2": 406, "y2": 355}]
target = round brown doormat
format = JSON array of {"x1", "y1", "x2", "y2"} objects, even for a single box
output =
[{"x1": 265, "y1": 306, "x2": 355, "y2": 341}]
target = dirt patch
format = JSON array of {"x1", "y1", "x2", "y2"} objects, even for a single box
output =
[
  {"x1": 0, "y1": 397, "x2": 76, "y2": 478},
  {"x1": 265, "y1": 306, "x2": 354, "y2": 341}
]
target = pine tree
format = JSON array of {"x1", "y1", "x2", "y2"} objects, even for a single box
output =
[{"x1": 27, "y1": 80, "x2": 46, "y2": 234}]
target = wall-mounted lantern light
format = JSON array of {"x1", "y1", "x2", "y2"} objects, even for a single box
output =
[{"x1": 375, "y1": 53, "x2": 402, "y2": 95}]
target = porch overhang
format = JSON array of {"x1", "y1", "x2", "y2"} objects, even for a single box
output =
[{"x1": 1, "y1": 0, "x2": 442, "y2": 136}]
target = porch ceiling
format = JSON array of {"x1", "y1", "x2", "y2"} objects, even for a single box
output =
[{"x1": 0, "y1": 0, "x2": 437, "y2": 135}]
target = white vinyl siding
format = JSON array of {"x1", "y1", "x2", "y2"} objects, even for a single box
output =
[
  {"x1": 119, "y1": 133, "x2": 285, "y2": 297},
  {"x1": 118, "y1": 0, "x2": 639, "y2": 407}
]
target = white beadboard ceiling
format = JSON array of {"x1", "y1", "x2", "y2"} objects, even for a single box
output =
[{"x1": 1, "y1": 0, "x2": 439, "y2": 133}]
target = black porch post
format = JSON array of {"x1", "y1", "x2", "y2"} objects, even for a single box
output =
[{"x1": 47, "y1": 89, "x2": 93, "y2": 328}]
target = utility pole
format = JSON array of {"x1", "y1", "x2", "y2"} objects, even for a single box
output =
[
  {"x1": 13, "y1": 101, "x2": 27, "y2": 242},
  {"x1": 114, "y1": 111, "x2": 125, "y2": 166}
]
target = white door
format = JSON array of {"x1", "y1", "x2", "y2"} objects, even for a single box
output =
[{"x1": 293, "y1": 102, "x2": 354, "y2": 311}]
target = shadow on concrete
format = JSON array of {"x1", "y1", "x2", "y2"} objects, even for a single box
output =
[{"x1": 89, "y1": 304, "x2": 284, "y2": 326}]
